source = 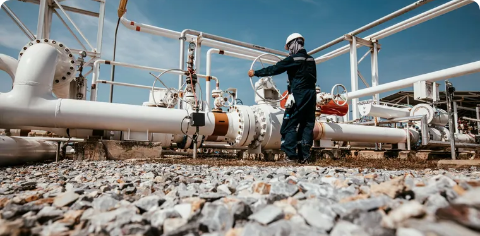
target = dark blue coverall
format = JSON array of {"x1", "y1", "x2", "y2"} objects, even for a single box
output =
[{"x1": 253, "y1": 48, "x2": 317, "y2": 162}]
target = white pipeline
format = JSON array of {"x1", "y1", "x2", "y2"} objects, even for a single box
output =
[
  {"x1": 0, "y1": 43, "x2": 217, "y2": 136},
  {"x1": 358, "y1": 103, "x2": 411, "y2": 118},
  {"x1": 314, "y1": 122, "x2": 413, "y2": 144},
  {"x1": 0, "y1": 136, "x2": 58, "y2": 166},
  {"x1": 120, "y1": 17, "x2": 286, "y2": 61},
  {"x1": 0, "y1": 54, "x2": 18, "y2": 82},
  {"x1": 347, "y1": 61, "x2": 480, "y2": 99},
  {"x1": 314, "y1": 0, "x2": 473, "y2": 63},
  {"x1": 307, "y1": 0, "x2": 435, "y2": 55}
]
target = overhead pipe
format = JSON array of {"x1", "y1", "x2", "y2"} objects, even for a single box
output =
[
  {"x1": 120, "y1": 17, "x2": 286, "y2": 61},
  {"x1": 90, "y1": 59, "x2": 218, "y2": 101},
  {"x1": 307, "y1": 0, "x2": 435, "y2": 55},
  {"x1": 0, "y1": 54, "x2": 18, "y2": 83},
  {"x1": 0, "y1": 43, "x2": 222, "y2": 136},
  {"x1": 314, "y1": 0, "x2": 473, "y2": 63},
  {"x1": 347, "y1": 60, "x2": 480, "y2": 100}
]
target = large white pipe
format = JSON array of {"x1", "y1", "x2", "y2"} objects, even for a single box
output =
[
  {"x1": 0, "y1": 136, "x2": 58, "y2": 166},
  {"x1": 0, "y1": 54, "x2": 18, "y2": 82},
  {"x1": 314, "y1": 0, "x2": 473, "y2": 63},
  {"x1": 0, "y1": 43, "x2": 217, "y2": 136},
  {"x1": 314, "y1": 122, "x2": 412, "y2": 144},
  {"x1": 358, "y1": 103, "x2": 411, "y2": 119},
  {"x1": 347, "y1": 61, "x2": 480, "y2": 99}
]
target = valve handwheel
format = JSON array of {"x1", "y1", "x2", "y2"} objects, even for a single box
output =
[
  {"x1": 249, "y1": 53, "x2": 289, "y2": 102},
  {"x1": 331, "y1": 84, "x2": 348, "y2": 106}
]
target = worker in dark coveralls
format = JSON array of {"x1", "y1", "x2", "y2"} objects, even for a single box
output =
[{"x1": 248, "y1": 33, "x2": 317, "y2": 164}]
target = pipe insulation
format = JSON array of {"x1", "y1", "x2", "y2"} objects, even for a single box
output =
[
  {"x1": 0, "y1": 54, "x2": 18, "y2": 82},
  {"x1": 0, "y1": 136, "x2": 57, "y2": 166}
]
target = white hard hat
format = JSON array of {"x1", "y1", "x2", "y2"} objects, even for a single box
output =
[{"x1": 285, "y1": 33, "x2": 304, "y2": 50}]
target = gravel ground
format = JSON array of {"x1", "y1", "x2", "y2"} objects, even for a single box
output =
[{"x1": 1, "y1": 159, "x2": 480, "y2": 236}]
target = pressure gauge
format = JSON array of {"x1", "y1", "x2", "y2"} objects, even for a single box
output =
[{"x1": 188, "y1": 42, "x2": 196, "y2": 50}]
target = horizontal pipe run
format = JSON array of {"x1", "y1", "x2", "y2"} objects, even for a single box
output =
[
  {"x1": 0, "y1": 136, "x2": 58, "y2": 166},
  {"x1": 314, "y1": 122, "x2": 412, "y2": 144},
  {"x1": 347, "y1": 60, "x2": 480, "y2": 100},
  {"x1": 11, "y1": 136, "x2": 85, "y2": 142},
  {"x1": 462, "y1": 117, "x2": 480, "y2": 122},
  {"x1": 120, "y1": 16, "x2": 286, "y2": 61},
  {"x1": 90, "y1": 59, "x2": 219, "y2": 101},
  {"x1": 96, "y1": 80, "x2": 166, "y2": 91},
  {"x1": 314, "y1": 0, "x2": 472, "y2": 63},
  {"x1": 202, "y1": 143, "x2": 248, "y2": 150},
  {"x1": 1, "y1": 43, "x2": 219, "y2": 136},
  {"x1": 307, "y1": 0, "x2": 435, "y2": 55},
  {"x1": 357, "y1": 115, "x2": 425, "y2": 125},
  {"x1": 427, "y1": 140, "x2": 480, "y2": 148}
]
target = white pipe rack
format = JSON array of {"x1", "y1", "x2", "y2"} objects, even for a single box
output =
[{"x1": 347, "y1": 61, "x2": 480, "y2": 100}]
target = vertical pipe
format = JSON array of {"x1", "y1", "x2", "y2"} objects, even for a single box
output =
[
  {"x1": 371, "y1": 42, "x2": 379, "y2": 103},
  {"x1": 178, "y1": 38, "x2": 185, "y2": 108},
  {"x1": 445, "y1": 81, "x2": 456, "y2": 160},
  {"x1": 37, "y1": 0, "x2": 47, "y2": 38},
  {"x1": 55, "y1": 141, "x2": 60, "y2": 162},
  {"x1": 90, "y1": 61, "x2": 100, "y2": 101},
  {"x1": 349, "y1": 37, "x2": 359, "y2": 120},
  {"x1": 196, "y1": 39, "x2": 202, "y2": 74},
  {"x1": 206, "y1": 78, "x2": 211, "y2": 111},
  {"x1": 453, "y1": 102, "x2": 459, "y2": 134},
  {"x1": 206, "y1": 49, "x2": 216, "y2": 111},
  {"x1": 96, "y1": 0, "x2": 106, "y2": 56},
  {"x1": 43, "y1": 0, "x2": 53, "y2": 39},
  {"x1": 406, "y1": 125, "x2": 410, "y2": 151},
  {"x1": 421, "y1": 115, "x2": 428, "y2": 146},
  {"x1": 476, "y1": 106, "x2": 480, "y2": 133}
]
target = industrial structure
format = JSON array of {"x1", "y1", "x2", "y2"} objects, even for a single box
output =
[{"x1": 0, "y1": 0, "x2": 479, "y2": 166}]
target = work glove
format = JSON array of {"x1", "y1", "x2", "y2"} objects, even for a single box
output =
[
  {"x1": 248, "y1": 70, "x2": 255, "y2": 77},
  {"x1": 285, "y1": 94, "x2": 295, "y2": 109}
]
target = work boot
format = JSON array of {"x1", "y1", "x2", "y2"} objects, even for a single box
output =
[
  {"x1": 298, "y1": 157, "x2": 310, "y2": 164},
  {"x1": 280, "y1": 156, "x2": 297, "y2": 163}
]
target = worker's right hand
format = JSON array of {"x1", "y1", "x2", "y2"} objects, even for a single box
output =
[{"x1": 248, "y1": 70, "x2": 255, "y2": 77}]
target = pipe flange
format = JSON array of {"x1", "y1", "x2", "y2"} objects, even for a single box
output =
[
  {"x1": 19, "y1": 39, "x2": 77, "y2": 87},
  {"x1": 228, "y1": 106, "x2": 247, "y2": 147},
  {"x1": 248, "y1": 107, "x2": 266, "y2": 149}
]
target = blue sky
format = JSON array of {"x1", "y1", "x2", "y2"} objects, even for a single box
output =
[{"x1": 1, "y1": 0, "x2": 479, "y2": 110}]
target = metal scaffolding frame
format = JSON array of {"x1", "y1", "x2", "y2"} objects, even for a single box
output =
[{"x1": 2, "y1": 0, "x2": 105, "y2": 68}]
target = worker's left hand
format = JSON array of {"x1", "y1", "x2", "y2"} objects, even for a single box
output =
[{"x1": 248, "y1": 70, "x2": 255, "y2": 77}]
